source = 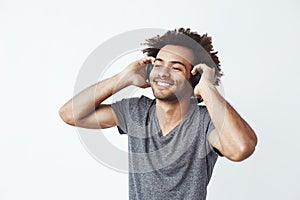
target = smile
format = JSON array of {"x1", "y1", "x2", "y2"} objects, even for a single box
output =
[
  {"x1": 153, "y1": 79, "x2": 174, "y2": 88},
  {"x1": 157, "y1": 81, "x2": 172, "y2": 87}
]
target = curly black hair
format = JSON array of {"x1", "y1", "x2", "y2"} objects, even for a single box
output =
[{"x1": 142, "y1": 28, "x2": 223, "y2": 85}]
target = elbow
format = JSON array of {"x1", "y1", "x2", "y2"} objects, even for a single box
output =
[
  {"x1": 228, "y1": 141, "x2": 257, "y2": 162},
  {"x1": 58, "y1": 106, "x2": 75, "y2": 126},
  {"x1": 228, "y1": 130, "x2": 258, "y2": 162}
]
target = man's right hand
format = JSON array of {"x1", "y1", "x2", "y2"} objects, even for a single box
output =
[
  {"x1": 120, "y1": 57, "x2": 155, "y2": 88},
  {"x1": 59, "y1": 56, "x2": 155, "y2": 129}
]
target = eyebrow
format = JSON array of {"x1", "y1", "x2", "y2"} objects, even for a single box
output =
[{"x1": 154, "y1": 58, "x2": 188, "y2": 69}]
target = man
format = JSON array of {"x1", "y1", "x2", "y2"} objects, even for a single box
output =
[{"x1": 59, "y1": 28, "x2": 257, "y2": 200}]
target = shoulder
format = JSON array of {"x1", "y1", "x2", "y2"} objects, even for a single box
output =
[
  {"x1": 120, "y1": 95, "x2": 154, "y2": 111},
  {"x1": 125, "y1": 96, "x2": 155, "y2": 125},
  {"x1": 129, "y1": 96, "x2": 154, "y2": 120},
  {"x1": 129, "y1": 95, "x2": 154, "y2": 107},
  {"x1": 112, "y1": 95, "x2": 153, "y2": 107},
  {"x1": 112, "y1": 95, "x2": 154, "y2": 122}
]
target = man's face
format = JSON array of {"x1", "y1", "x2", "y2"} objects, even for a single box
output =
[{"x1": 149, "y1": 45, "x2": 194, "y2": 102}]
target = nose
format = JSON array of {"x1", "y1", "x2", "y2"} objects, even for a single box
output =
[{"x1": 157, "y1": 66, "x2": 171, "y2": 78}]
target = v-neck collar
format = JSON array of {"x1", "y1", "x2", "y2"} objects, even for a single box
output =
[{"x1": 151, "y1": 99, "x2": 198, "y2": 141}]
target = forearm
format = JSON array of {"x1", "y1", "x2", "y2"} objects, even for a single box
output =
[
  {"x1": 201, "y1": 84, "x2": 257, "y2": 160},
  {"x1": 59, "y1": 72, "x2": 130, "y2": 125}
]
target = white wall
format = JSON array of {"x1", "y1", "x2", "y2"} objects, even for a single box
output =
[{"x1": 1, "y1": 0, "x2": 300, "y2": 199}]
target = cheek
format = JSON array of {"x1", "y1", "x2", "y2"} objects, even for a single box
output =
[
  {"x1": 174, "y1": 73, "x2": 188, "y2": 82},
  {"x1": 149, "y1": 70, "x2": 155, "y2": 80},
  {"x1": 149, "y1": 69, "x2": 162, "y2": 79}
]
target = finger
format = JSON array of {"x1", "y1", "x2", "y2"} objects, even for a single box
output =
[
  {"x1": 191, "y1": 64, "x2": 204, "y2": 75},
  {"x1": 191, "y1": 63, "x2": 212, "y2": 74},
  {"x1": 145, "y1": 56, "x2": 155, "y2": 62},
  {"x1": 141, "y1": 56, "x2": 155, "y2": 65}
]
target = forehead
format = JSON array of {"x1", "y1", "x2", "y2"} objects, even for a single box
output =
[{"x1": 157, "y1": 45, "x2": 194, "y2": 65}]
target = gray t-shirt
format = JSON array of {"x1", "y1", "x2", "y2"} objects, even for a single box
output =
[{"x1": 111, "y1": 96, "x2": 218, "y2": 200}]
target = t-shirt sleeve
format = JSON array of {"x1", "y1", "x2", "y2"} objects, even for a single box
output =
[
  {"x1": 111, "y1": 98, "x2": 131, "y2": 134},
  {"x1": 207, "y1": 117, "x2": 215, "y2": 136},
  {"x1": 111, "y1": 96, "x2": 153, "y2": 135}
]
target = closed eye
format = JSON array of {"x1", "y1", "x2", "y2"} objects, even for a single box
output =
[{"x1": 171, "y1": 66, "x2": 181, "y2": 71}]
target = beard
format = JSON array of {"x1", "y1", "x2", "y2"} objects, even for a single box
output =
[
  {"x1": 151, "y1": 83, "x2": 193, "y2": 102},
  {"x1": 152, "y1": 89, "x2": 179, "y2": 101},
  {"x1": 150, "y1": 76, "x2": 193, "y2": 102}
]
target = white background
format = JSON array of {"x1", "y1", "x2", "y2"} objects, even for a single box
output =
[{"x1": 1, "y1": 0, "x2": 300, "y2": 199}]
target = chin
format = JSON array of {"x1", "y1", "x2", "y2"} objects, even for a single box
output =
[
  {"x1": 153, "y1": 90, "x2": 187, "y2": 102},
  {"x1": 155, "y1": 94, "x2": 178, "y2": 102},
  {"x1": 152, "y1": 89, "x2": 175, "y2": 101}
]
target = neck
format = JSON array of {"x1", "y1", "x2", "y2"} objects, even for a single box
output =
[{"x1": 155, "y1": 97, "x2": 191, "y2": 135}]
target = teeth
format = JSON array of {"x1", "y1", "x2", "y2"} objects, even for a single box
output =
[{"x1": 157, "y1": 82, "x2": 171, "y2": 86}]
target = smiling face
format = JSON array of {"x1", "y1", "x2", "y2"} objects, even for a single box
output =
[{"x1": 149, "y1": 45, "x2": 195, "y2": 102}]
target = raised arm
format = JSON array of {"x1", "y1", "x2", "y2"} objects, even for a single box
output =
[
  {"x1": 192, "y1": 64, "x2": 258, "y2": 162},
  {"x1": 58, "y1": 57, "x2": 154, "y2": 129}
]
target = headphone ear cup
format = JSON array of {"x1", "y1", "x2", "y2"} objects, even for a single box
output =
[
  {"x1": 145, "y1": 63, "x2": 153, "y2": 82},
  {"x1": 191, "y1": 71, "x2": 202, "y2": 88},
  {"x1": 191, "y1": 71, "x2": 203, "y2": 103}
]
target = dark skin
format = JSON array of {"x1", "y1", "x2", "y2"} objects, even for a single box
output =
[{"x1": 59, "y1": 44, "x2": 257, "y2": 162}]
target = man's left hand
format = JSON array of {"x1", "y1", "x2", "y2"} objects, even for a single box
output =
[{"x1": 191, "y1": 63, "x2": 216, "y2": 99}]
